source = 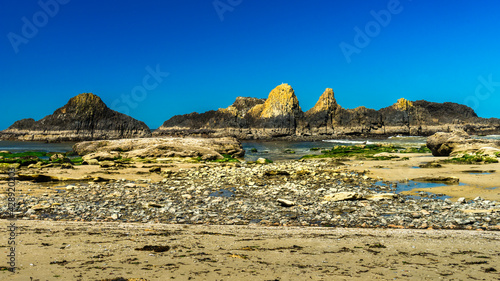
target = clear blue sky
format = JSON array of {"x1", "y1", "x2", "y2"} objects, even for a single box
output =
[{"x1": 1, "y1": 0, "x2": 500, "y2": 130}]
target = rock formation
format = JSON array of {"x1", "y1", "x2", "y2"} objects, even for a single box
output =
[
  {"x1": 302, "y1": 88, "x2": 342, "y2": 135},
  {"x1": 73, "y1": 137, "x2": 245, "y2": 160},
  {"x1": 1, "y1": 93, "x2": 151, "y2": 142},
  {"x1": 426, "y1": 130, "x2": 500, "y2": 156},
  {"x1": 155, "y1": 83, "x2": 500, "y2": 139},
  {"x1": 247, "y1": 83, "x2": 303, "y2": 137}
]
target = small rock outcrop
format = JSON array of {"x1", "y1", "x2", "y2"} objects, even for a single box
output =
[
  {"x1": 73, "y1": 137, "x2": 245, "y2": 160},
  {"x1": 426, "y1": 130, "x2": 500, "y2": 156},
  {"x1": 1, "y1": 93, "x2": 151, "y2": 141}
]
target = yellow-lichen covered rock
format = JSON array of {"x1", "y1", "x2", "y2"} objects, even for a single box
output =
[
  {"x1": 255, "y1": 83, "x2": 302, "y2": 119},
  {"x1": 306, "y1": 88, "x2": 338, "y2": 115}
]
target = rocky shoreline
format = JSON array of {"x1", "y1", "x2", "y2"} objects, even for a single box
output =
[{"x1": 3, "y1": 159, "x2": 499, "y2": 231}]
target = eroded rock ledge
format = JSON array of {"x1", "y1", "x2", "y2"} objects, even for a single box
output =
[{"x1": 73, "y1": 137, "x2": 245, "y2": 160}]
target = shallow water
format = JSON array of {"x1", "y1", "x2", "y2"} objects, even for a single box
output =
[
  {"x1": 242, "y1": 136, "x2": 428, "y2": 161},
  {"x1": 473, "y1": 135, "x2": 500, "y2": 140},
  {"x1": 376, "y1": 180, "x2": 461, "y2": 200},
  {"x1": 209, "y1": 188, "x2": 236, "y2": 197}
]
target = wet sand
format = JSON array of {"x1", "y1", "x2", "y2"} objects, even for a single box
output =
[
  {"x1": 1, "y1": 220, "x2": 499, "y2": 281},
  {"x1": 348, "y1": 154, "x2": 500, "y2": 201}
]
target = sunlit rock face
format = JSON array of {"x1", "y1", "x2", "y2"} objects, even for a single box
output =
[{"x1": 154, "y1": 84, "x2": 500, "y2": 140}]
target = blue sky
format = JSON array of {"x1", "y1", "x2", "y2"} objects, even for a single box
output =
[{"x1": 1, "y1": 0, "x2": 500, "y2": 130}]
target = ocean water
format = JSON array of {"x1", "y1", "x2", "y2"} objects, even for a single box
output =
[
  {"x1": 0, "y1": 140, "x2": 75, "y2": 153},
  {"x1": 0, "y1": 134, "x2": 497, "y2": 161},
  {"x1": 472, "y1": 135, "x2": 500, "y2": 140},
  {"x1": 243, "y1": 136, "x2": 428, "y2": 161}
]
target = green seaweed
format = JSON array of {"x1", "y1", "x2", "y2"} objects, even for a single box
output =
[
  {"x1": 400, "y1": 146, "x2": 431, "y2": 153},
  {"x1": 444, "y1": 153, "x2": 499, "y2": 164},
  {"x1": 210, "y1": 154, "x2": 240, "y2": 163},
  {"x1": 0, "y1": 151, "x2": 47, "y2": 158},
  {"x1": 70, "y1": 157, "x2": 83, "y2": 165},
  {"x1": 485, "y1": 157, "x2": 499, "y2": 163},
  {"x1": 301, "y1": 144, "x2": 401, "y2": 160}
]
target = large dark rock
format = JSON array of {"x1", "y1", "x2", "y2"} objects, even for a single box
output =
[{"x1": 1, "y1": 93, "x2": 151, "y2": 142}]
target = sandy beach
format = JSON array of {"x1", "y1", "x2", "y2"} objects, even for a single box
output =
[{"x1": 1, "y1": 220, "x2": 499, "y2": 281}]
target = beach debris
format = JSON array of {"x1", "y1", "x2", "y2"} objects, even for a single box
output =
[
  {"x1": 323, "y1": 192, "x2": 363, "y2": 202},
  {"x1": 256, "y1": 158, "x2": 268, "y2": 164}
]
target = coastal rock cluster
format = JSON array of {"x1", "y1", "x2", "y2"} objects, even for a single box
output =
[
  {"x1": 2, "y1": 86, "x2": 499, "y2": 142},
  {"x1": 1, "y1": 93, "x2": 151, "y2": 142},
  {"x1": 154, "y1": 84, "x2": 500, "y2": 139},
  {"x1": 2, "y1": 160, "x2": 498, "y2": 230}
]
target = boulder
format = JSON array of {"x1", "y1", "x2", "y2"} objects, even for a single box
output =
[
  {"x1": 365, "y1": 193, "x2": 397, "y2": 201},
  {"x1": 83, "y1": 159, "x2": 99, "y2": 165},
  {"x1": 256, "y1": 158, "x2": 268, "y2": 164},
  {"x1": 426, "y1": 130, "x2": 469, "y2": 156},
  {"x1": 277, "y1": 199, "x2": 295, "y2": 207},
  {"x1": 426, "y1": 130, "x2": 500, "y2": 156},
  {"x1": 323, "y1": 192, "x2": 363, "y2": 202},
  {"x1": 50, "y1": 154, "x2": 65, "y2": 161}
]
